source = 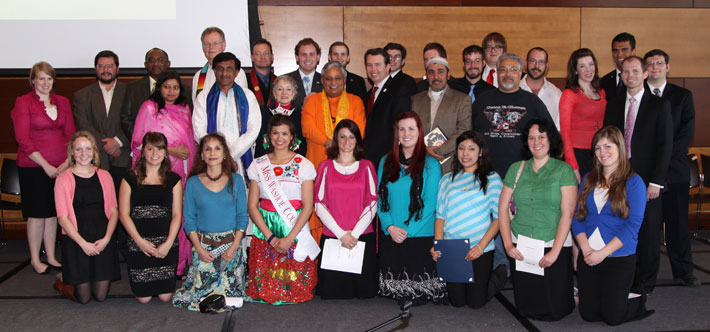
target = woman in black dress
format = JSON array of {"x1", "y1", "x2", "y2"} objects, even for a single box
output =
[
  {"x1": 119, "y1": 132, "x2": 182, "y2": 303},
  {"x1": 54, "y1": 131, "x2": 120, "y2": 303}
]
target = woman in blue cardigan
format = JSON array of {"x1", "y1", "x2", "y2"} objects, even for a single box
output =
[
  {"x1": 377, "y1": 111, "x2": 444, "y2": 305},
  {"x1": 571, "y1": 126, "x2": 654, "y2": 325}
]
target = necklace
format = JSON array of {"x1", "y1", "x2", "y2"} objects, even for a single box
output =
[{"x1": 205, "y1": 171, "x2": 222, "y2": 181}]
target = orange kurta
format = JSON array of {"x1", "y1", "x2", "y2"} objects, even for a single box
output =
[{"x1": 301, "y1": 92, "x2": 366, "y2": 241}]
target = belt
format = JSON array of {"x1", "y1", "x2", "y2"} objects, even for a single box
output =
[{"x1": 199, "y1": 233, "x2": 235, "y2": 247}]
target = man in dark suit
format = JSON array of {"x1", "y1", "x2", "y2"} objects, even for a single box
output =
[
  {"x1": 121, "y1": 48, "x2": 192, "y2": 139},
  {"x1": 363, "y1": 48, "x2": 411, "y2": 168},
  {"x1": 286, "y1": 38, "x2": 323, "y2": 109},
  {"x1": 247, "y1": 38, "x2": 277, "y2": 108},
  {"x1": 73, "y1": 50, "x2": 130, "y2": 191},
  {"x1": 644, "y1": 49, "x2": 699, "y2": 287},
  {"x1": 411, "y1": 57, "x2": 471, "y2": 173},
  {"x1": 328, "y1": 41, "x2": 368, "y2": 105},
  {"x1": 449, "y1": 44, "x2": 496, "y2": 103},
  {"x1": 603, "y1": 56, "x2": 673, "y2": 295},
  {"x1": 384, "y1": 42, "x2": 417, "y2": 96},
  {"x1": 416, "y1": 42, "x2": 450, "y2": 93},
  {"x1": 600, "y1": 32, "x2": 636, "y2": 101}
]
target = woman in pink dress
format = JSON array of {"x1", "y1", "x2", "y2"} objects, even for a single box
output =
[
  {"x1": 130, "y1": 70, "x2": 196, "y2": 276},
  {"x1": 314, "y1": 119, "x2": 378, "y2": 299}
]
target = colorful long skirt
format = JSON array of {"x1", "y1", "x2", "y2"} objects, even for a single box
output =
[
  {"x1": 172, "y1": 231, "x2": 246, "y2": 311},
  {"x1": 246, "y1": 208, "x2": 317, "y2": 305}
]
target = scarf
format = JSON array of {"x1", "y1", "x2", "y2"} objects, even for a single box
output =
[
  {"x1": 206, "y1": 82, "x2": 253, "y2": 171},
  {"x1": 270, "y1": 103, "x2": 293, "y2": 116},
  {"x1": 321, "y1": 90, "x2": 350, "y2": 140},
  {"x1": 195, "y1": 64, "x2": 209, "y2": 96}
]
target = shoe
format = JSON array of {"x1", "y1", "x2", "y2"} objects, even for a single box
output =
[
  {"x1": 637, "y1": 309, "x2": 655, "y2": 321},
  {"x1": 53, "y1": 277, "x2": 76, "y2": 302},
  {"x1": 33, "y1": 264, "x2": 50, "y2": 275},
  {"x1": 675, "y1": 274, "x2": 701, "y2": 287}
]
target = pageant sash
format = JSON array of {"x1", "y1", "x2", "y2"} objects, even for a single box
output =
[
  {"x1": 254, "y1": 155, "x2": 320, "y2": 262},
  {"x1": 249, "y1": 70, "x2": 275, "y2": 107}
]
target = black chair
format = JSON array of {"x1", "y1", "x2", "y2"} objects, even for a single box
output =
[
  {"x1": 0, "y1": 158, "x2": 23, "y2": 245},
  {"x1": 692, "y1": 154, "x2": 710, "y2": 243},
  {"x1": 688, "y1": 154, "x2": 703, "y2": 227}
]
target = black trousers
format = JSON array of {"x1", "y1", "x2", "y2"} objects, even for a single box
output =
[
  {"x1": 573, "y1": 148, "x2": 593, "y2": 178},
  {"x1": 577, "y1": 254, "x2": 647, "y2": 326},
  {"x1": 510, "y1": 247, "x2": 574, "y2": 321},
  {"x1": 447, "y1": 250, "x2": 493, "y2": 309},
  {"x1": 633, "y1": 197, "x2": 662, "y2": 293},
  {"x1": 662, "y1": 182, "x2": 694, "y2": 278}
]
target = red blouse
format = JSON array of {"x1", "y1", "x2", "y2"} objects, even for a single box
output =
[{"x1": 559, "y1": 88, "x2": 606, "y2": 170}]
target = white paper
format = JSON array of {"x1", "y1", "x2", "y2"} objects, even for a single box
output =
[
  {"x1": 588, "y1": 227, "x2": 606, "y2": 251},
  {"x1": 320, "y1": 239, "x2": 365, "y2": 274},
  {"x1": 515, "y1": 235, "x2": 545, "y2": 276},
  {"x1": 225, "y1": 297, "x2": 243, "y2": 308}
]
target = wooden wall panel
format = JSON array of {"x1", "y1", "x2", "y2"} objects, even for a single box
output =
[
  {"x1": 581, "y1": 8, "x2": 710, "y2": 77},
  {"x1": 343, "y1": 6, "x2": 580, "y2": 79},
  {"x1": 258, "y1": 6, "x2": 343, "y2": 76}
]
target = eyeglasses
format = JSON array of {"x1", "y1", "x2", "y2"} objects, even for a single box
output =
[
  {"x1": 389, "y1": 54, "x2": 402, "y2": 60},
  {"x1": 202, "y1": 41, "x2": 224, "y2": 48},
  {"x1": 252, "y1": 52, "x2": 272, "y2": 57},
  {"x1": 484, "y1": 45, "x2": 504, "y2": 51},
  {"x1": 527, "y1": 59, "x2": 546, "y2": 65},
  {"x1": 146, "y1": 58, "x2": 168, "y2": 63},
  {"x1": 646, "y1": 60, "x2": 666, "y2": 67},
  {"x1": 498, "y1": 67, "x2": 520, "y2": 74},
  {"x1": 96, "y1": 64, "x2": 116, "y2": 69}
]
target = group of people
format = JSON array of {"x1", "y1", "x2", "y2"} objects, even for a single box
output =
[{"x1": 9, "y1": 26, "x2": 697, "y2": 326}]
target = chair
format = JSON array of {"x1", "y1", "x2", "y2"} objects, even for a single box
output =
[
  {"x1": 693, "y1": 154, "x2": 710, "y2": 243},
  {"x1": 0, "y1": 158, "x2": 23, "y2": 245}
]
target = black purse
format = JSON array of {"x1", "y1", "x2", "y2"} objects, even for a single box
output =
[{"x1": 199, "y1": 294, "x2": 226, "y2": 314}]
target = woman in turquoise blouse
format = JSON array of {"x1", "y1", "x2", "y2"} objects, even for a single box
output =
[
  {"x1": 377, "y1": 111, "x2": 444, "y2": 305},
  {"x1": 498, "y1": 117, "x2": 578, "y2": 321}
]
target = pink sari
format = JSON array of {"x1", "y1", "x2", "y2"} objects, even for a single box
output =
[{"x1": 131, "y1": 99, "x2": 197, "y2": 275}]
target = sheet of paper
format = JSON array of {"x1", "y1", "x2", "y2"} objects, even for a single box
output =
[
  {"x1": 588, "y1": 227, "x2": 606, "y2": 251},
  {"x1": 515, "y1": 234, "x2": 545, "y2": 276},
  {"x1": 225, "y1": 297, "x2": 243, "y2": 308},
  {"x1": 320, "y1": 239, "x2": 365, "y2": 274}
]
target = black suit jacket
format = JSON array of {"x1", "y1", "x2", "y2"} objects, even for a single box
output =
[
  {"x1": 449, "y1": 77, "x2": 496, "y2": 100},
  {"x1": 603, "y1": 89, "x2": 673, "y2": 186},
  {"x1": 247, "y1": 69, "x2": 276, "y2": 108},
  {"x1": 286, "y1": 70, "x2": 323, "y2": 110},
  {"x1": 388, "y1": 70, "x2": 418, "y2": 96},
  {"x1": 600, "y1": 69, "x2": 625, "y2": 101},
  {"x1": 346, "y1": 70, "x2": 368, "y2": 106},
  {"x1": 649, "y1": 82, "x2": 695, "y2": 184},
  {"x1": 73, "y1": 81, "x2": 131, "y2": 169},
  {"x1": 121, "y1": 76, "x2": 192, "y2": 140},
  {"x1": 363, "y1": 77, "x2": 412, "y2": 168}
]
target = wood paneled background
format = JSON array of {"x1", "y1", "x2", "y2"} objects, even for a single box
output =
[{"x1": 2, "y1": 2, "x2": 709, "y2": 153}]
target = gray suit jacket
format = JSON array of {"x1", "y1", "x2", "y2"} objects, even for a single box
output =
[
  {"x1": 411, "y1": 86, "x2": 472, "y2": 172},
  {"x1": 72, "y1": 81, "x2": 131, "y2": 169}
]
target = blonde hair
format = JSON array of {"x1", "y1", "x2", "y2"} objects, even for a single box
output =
[
  {"x1": 66, "y1": 130, "x2": 101, "y2": 168},
  {"x1": 29, "y1": 61, "x2": 56, "y2": 89}
]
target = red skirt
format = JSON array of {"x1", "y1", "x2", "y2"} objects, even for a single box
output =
[{"x1": 246, "y1": 237, "x2": 318, "y2": 304}]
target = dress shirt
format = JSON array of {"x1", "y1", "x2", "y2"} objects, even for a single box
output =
[
  {"x1": 625, "y1": 88, "x2": 662, "y2": 189},
  {"x1": 482, "y1": 64, "x2": 498, "y2": 87},
  {"x1": 519, "y1": 77, "x2": 562, "y2": 129},
  {"x1": 427, "y1": 87, "x2": 445, "y2": 127},
  {"x1": 373, "y1": 75, "x2": 389, "y2": 102}
]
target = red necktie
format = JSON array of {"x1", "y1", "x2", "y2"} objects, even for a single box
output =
[
  {"x1": 367, "y1": 86, "x2": 379, "y2": 116},
  {"x1": 486, "y1": 69, "x2": 495, "y2": 85}
]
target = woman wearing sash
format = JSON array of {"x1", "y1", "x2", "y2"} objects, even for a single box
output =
[
  {"x1": 314, "y1": 119, "x2": 378, "y2": 299},
  {"x1": 572, "y1": 126, "x2": 654, "y2": 325},
  {"x1": 430, "y1": 131, "x2": 506, "y2": 309},
  {"x1": 172, "y1": 133, "x2": 248, "y2": 311},
  {"x1": 246, "y1": 115, "x2": 320, "y2": 304},
  {"x1": 377, "y1": 112, "x2": 445, "y2": 305},
  {"x1": 498, "y1": 118, "x2": 578, "y2": 321},
  {"x1": 130, "y1": 70, "x2": 196, "y2": 276},
  {"x1": 254, "y1": 75, "x2": 306, "y2": 158}
]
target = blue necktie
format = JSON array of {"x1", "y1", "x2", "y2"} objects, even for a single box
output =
[
  {"x1": 303, "y1": 76, "x2": 311, "y2": 95},
  {"x1": 469, "y1": 85, "x2": 476, "y2": 103}
]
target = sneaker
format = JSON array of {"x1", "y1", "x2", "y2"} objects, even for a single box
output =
[{"x1": 675, "y1": 273, "x2": 701, "y2": 287}]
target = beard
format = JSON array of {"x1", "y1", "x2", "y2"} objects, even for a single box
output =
[
  {"x1": 526, "y1": 68, "x2": 544, "y2": 80},
  {"x1": 465, "y1": 69, "x2": 482, "y2": 80},
  {"x1": 97, "y1": 73, "x2": 117, "y2": 84}
]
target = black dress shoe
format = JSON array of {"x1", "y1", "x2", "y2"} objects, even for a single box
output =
[{"x1": 675, "y1": 274, "x2": 701, "y2": 287}]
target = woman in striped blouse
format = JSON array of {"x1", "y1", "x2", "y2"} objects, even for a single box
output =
[{"x1": 430, "y1": 130, "x2": 506, "y2": 308}]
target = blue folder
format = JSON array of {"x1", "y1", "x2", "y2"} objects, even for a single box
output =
[{"x1": 433, "y1": 239, "x2": 475, "y2": 283}]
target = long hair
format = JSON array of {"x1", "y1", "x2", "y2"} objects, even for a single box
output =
[
  {"x1": 378, "y1": 111, "x2": 427, "y2": 223},
  {"x1": 66, "y1": 130, "x2": 101, "y2": 168},
  {"x1": 189, "y1": 133, "x2": 237, "y2": 194},
  {"x1": 132, "y1": 132, "x2": 171, "y2": 186},
  {"x1": 326, "y1": 119, "x2": 365, "y2": 160},
  {"x1": 149, "y1": 70, "x2": 187, "y2": 112},
  {"x1": 265, "y1": 114, "x2": 298, "y2": 154},
  {"x1": 450, "y1": 131, "x2": 494, "y2": 195},
  {"x1": 565, "y1": 48, "x2": 601, "y2": 93},
  {"x1": 576, "y1": 126, "x2": 634, "y2": 220}
]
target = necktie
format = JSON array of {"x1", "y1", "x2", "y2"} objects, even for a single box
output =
[
  {"x1": 468, "y1": 85, "x2": 476, "y2": 103},
  {"x1": 616, "y1": 74, "x2": 624, "y2": 93},
  {"x1": 151, "y1": 81, "x2": 156, "y2": 93},
  {"x1": 653, "y1": 88, "x2": 661, "y2": 96},
  {"x1": 367, "y1": 86, "x2": 378, "y2": 116},
  {"x1": 303, "y1": 76, "x2": 311, "y2": 95},
  {"x1": 624, "y1": 97, "x2": 637, "y2": 158},
  {"x1": 486, "y1": 69, "x2": 495, "y2": 85}
]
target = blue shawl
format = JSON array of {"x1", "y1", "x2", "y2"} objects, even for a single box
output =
[{"x1": 206, "y1": 82, "x2": 253, "y2": 171}]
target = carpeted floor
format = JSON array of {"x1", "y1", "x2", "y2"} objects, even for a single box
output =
[{"x1": 1, "y1": 235, "x2": 709, "y2": 332}]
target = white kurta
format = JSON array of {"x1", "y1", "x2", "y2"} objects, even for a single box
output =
[{"x1": 191, "y1": 64, "x2": 248, "y2": 103}]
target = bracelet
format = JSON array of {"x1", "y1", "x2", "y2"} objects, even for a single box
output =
[
  {"x1": 267, "y1": 234, "x2": 276, "y2": 244},
  {"x1": 475, "y1": 244, "x2": 483, "y2": 252}
]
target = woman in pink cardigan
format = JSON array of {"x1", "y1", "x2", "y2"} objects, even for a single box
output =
[
  {"x1": 53, "y1": 131, "x2": 120, "y2": 303},
  {"x1": 10, "y1": 61, "x2": 75, "y2": 274}
]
